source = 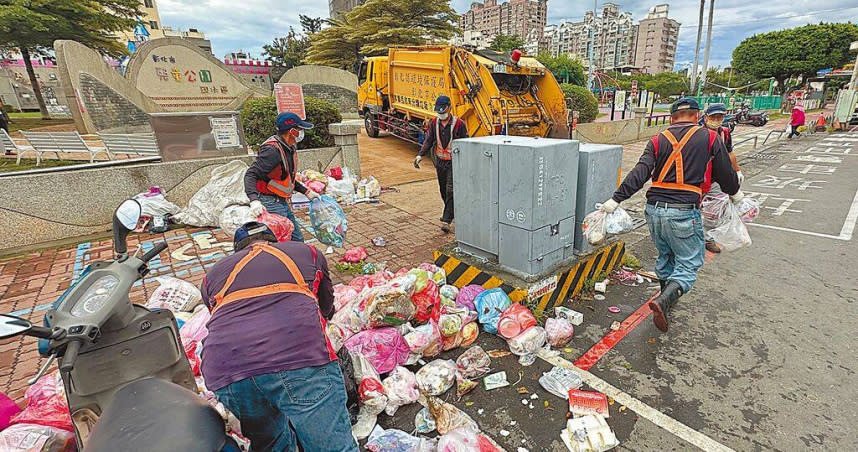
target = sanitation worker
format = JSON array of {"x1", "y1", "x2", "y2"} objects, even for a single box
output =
[
  {"x1": 200, "y1": 222, "x2": 357, "y2": 452},
  {"x1": 244, "y1": 112, "x2": 320, "y2": 242},
  {"x1": 600, "y1": 98, "x2": 743, "y2": 332},
  {"x1": 701, "y1": 103, "x2": 744, "y2": 253},
  {"x1": 414, "y1": 95, "x2": 468, "y2": 233}
]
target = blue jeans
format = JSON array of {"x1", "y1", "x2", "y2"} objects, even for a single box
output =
[
  {"x1": 645, "y1": 204, "x2": 705, "y2": 293},
  {"x1": 214, "y1": 361, "x2": 357, "y2": 452},
  {"x1": 259, "y1": 194, "x2": 304, "y2": 242}
]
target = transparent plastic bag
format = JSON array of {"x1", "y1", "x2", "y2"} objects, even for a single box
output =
[
  {"x1": 701, "y1": 192, "x2": 730, "y2": 228},
  {"x1": 438, "y1": 313, "x2": 463, "y2": 338},
  {"x1": 10, "y1": 372, "x2": 72, "y2": 432},
  {"x1": 497, "y1": 303, "x2": 537, "y2": 339},
  {"x1": 460, "y1": 322, "x2": 479, "y2": 347},
  {"x1": 437, "y1": 427, "x2": 481, "y2": 452},
  {"x1": 257, "y1": 211, "x2": 295, "y2": 242},
  {"x1": 357, "y1": 176, "x2": 381, "y2": 198},
  {"x1": 507, "y1": 326, "x2": 547, "y2": 366},
  {"x1": 545, "y1": 317, "x2": 574, "y2": 347},
  {"x1": 708, "y1": 203, "x2": 752, "y2": 251},
  {"x1": 145, "y1": 276, "x2": 202, "y2": 313},
  {"x1": 364, "y1": 285, "x2": 416, "y2": 328},
  {"x1": 309, "y1": 195, "x2": 348, "y2": 247},
  {"x1": 735, "y1": 197, "x2": 760, "y2": 223},
  {"x1": 333, "y1": 284, "x2": 360, "y2": 312},
  {"x1": 474, "y1": 289, "x2": 511, "y2": 335},
  {"x1": 440, "y1": 285, "x2": 459, "y2": 302},
  {"x1": 455, "y1": 346, "x2": 491, "y2": 380},
  {"x1": 414, "y1": 407, "x2": 436, "y2": 434},
  {"x1": 538, "y1": 366, "x2": 584, "y2": 399},
  {"x1": 426, "y1": 396, "x2": 478, "y2": 435},
  {"x1": 418, "y1": 263, "x2": 447, "y2": 287},
  {"x1": 382, "y1": 367, "x2": 419, "y2": 416},
  {"x1": 350, "y1": 351, "x2": 388, "y2": 416},
  {"x1": 366, "y1": 428, "x2": 429, "y2": 452},
  {"x1": 416, "y1": 359, "x2": 457, "y2": 396},
  {"x1": 345, "y1": 327, "x2": 410, "y2": 374},
  {"x1": 605, "y1": 206, "x2": 634, "y2": 234},
  {"x1": 0, "y1": 423, "x2": 75, "y2": 452},
  {"x1": 412, "y1": 280, "x2": 441, "y2": 324},
  {"x1": 404, "y1": 321, "x2": 442, "y2": 358},
  {"x1": 582, "y1": 210, "x2": 607, "y2": 245}
]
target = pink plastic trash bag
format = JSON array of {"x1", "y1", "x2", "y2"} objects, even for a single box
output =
[
  {"x1": 496, "y1": 303, "x2": 537, "y2": 339},
  {"x1": 456, "y1": 285, "x2": 484, "y2": 312},
  {"x1": 403, "y1": 321, "x2": 442, "y2": 358},
  {"x1": 10, "y1": 372, "x2": 73, "y2": 432},
  {"x1": 333, "y1": 284, "x2": 360, "y2": 311},
  {"x1": 0, "y1": 392, "x2": 21, "y2": 431},
  {"x1": 341, "y1": 246, "x2": 369, "y2": 263},
  {"x1": 179, "y1": 308, "x2": 210, "y2": 344},
  {"x1": 545, "y1": 317, "x2": 574, "y2": 347},
  {"x1": 257, "y1": 211, "x2": 295, "y2": 242},
  {"x1": 344, "y1": 327, "x2": 410, "y2": 374},
  {"x1": 382, "y1": 367, "x2": 419, "y2": 416},
  {"x1": 0, "y1": 423, "x2": 75, "y2": 452},
  {"x1": 307, "y1": 180, "x2": 326, "y2": 194},
  {"x1": 412, "y1": 280, "x2": 442, "y2": 324}
]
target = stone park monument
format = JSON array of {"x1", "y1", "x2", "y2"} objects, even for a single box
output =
[{"x1": 280, "y1": 65, "x2": 359, "y2": 119}]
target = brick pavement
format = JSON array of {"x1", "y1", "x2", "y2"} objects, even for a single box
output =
[{"x1": 0, "y1": 199, "x2": 452, "y2": 403}]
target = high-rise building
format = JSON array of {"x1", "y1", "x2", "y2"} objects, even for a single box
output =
[
  {"x1": 634, "y1": 4, "x2": 680, "y2": 73},
  {"x1": 538, "y1": 3, "x2": 637, "y2": 71},
  {"x1": 329, "y1": 0, "x2": 363, "y2": 19},
  {"x1": 459, "y1": 0, "x2": 548, "y2": 45}
]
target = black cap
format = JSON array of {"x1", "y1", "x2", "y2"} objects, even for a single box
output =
[
  {"x1": 434, "y1": 95, "x2": 452, "y2": 113},
  {"x1": 704, "y1": 103, "x2": 727, "y2": 115},
  {"x1": 671, "y1": 97, "x2": 700, "y2": 114},
  {"x1": 233, "y1": 221, "x2": 277, "y2": 251}
]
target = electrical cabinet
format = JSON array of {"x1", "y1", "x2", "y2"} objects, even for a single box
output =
[{"x1": 571, "y1": 143, "x2": 623, "y2": 256}]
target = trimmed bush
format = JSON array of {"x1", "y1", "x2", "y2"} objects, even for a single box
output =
[
  {"x1": 560, "y1": 83, "x2": 599, "y2": 123},
  {"x1": 240, "y1": 96, "x2": 342, "y2": 149}
]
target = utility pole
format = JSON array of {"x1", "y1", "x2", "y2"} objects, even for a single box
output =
[
  {"x1": 587, "y1": 0, "x2": 597, "y2": 92},
  {"x1": 690, "y1": 0, "x2": 705, "y2": 95},
  {"x1": 699, "y1": 0, "x2": 715, "y2": 96},
  {"x1": 849, "y1": 41, "x2": 858, "y2": 90}
]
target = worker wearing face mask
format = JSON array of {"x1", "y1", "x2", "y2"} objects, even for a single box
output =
[
  {"x1": 701, "y1": 103, "x2": 744, "y2": 253},
  {"x1": 244, "y1": 112, "x2": 320, "y2": 242},
  {"x1": 414, "y1": 95, "x2": 468, "y2": 233}
]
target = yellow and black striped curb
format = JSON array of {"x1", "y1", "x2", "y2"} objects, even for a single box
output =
[{"x1": 433, "y1": 241, "x2": 626, "y2": 315}]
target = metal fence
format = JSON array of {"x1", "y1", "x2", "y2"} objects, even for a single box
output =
[{"x1": 692, "y1": 95, "x2": 782, "y2": 111}]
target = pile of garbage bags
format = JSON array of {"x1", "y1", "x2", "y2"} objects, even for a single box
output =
[{"x1": 297, "y1": 167, "x2": 381, "y2": 206}]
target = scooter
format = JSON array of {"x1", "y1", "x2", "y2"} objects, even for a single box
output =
[
  {"x1": 734, "y1": 103, "x2": 769, "y2": 127},
  {"x1": 0, "y1": 199, "x2": 238, "y2": 452}
]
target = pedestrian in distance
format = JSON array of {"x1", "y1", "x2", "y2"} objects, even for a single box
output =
[
  {"x1": 787, "y1": 105, "x2": 805, "y2": 139},
  {"x1": 600, "y1": 98, "x2": 743, "y2": 332},
  {"x1": 244, "y1": 112, "x2": 321, "y2": 242},
  {"x1": 200, "y1": 222, "x2": 358, "y2": 452},
  {"x1": 701, "y1": 103, "x2": 744, "y2": 254},
  {"x1": 414, "y1": 95, "x2": 468, "y2": 233}
]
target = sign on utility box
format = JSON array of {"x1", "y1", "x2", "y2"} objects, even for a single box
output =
[{"x1": 274, "y1": 83, "x2": 306, "y2": 118}]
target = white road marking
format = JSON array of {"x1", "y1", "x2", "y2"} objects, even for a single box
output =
[
  {"x1": 538, "y1": 350, "x2": 737, "y2": 452},
  {"x1": 839, "y1": 186, "x2": 858, "y2": 240}
]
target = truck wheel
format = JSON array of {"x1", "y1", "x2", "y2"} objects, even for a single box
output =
[{"x1": 365, "y1": 114, "x2": 380, "y2": 138}]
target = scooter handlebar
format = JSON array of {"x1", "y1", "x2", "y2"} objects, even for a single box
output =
[
  {"x1": 140, "y1": 242, "x2": 168, "y2": 263},
  {"x1": 59, "y1": 339, "x2": 81, "y2": 372}
]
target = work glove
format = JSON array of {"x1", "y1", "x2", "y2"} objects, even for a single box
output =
[
  {"x1": 413, "y1": 155, "x2": 422, "y2": 169},
  {"x1": 249, "y1": 200, "x2": 265, "y2": 217},
  {"x1": 306, "y1": 190, "x2": 321, "y2": 201},
  {"x1": 736, "y1": 171, "x2": 745, "y2": 185},
  {"x1": 730, "y1": 190, "x2": 745, "y2": 204},
  {"x1": 600, "y1": 198, "x2": 619, "y2": 214}
]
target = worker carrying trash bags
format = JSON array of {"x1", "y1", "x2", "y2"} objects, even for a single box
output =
[{"x1": 600, "y1": 98, "x2": 744, "y2": 333}]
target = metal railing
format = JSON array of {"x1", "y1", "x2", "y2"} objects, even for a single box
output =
[
  {"x1": 646, "y1": 114, "x2": 671, "y2": 127},
  {"x1": 732, "y1": 135, "x2": 758, "y2": 149},
  {"x1": 762, "y1": 130, "x2": 785, "y2": 146}
]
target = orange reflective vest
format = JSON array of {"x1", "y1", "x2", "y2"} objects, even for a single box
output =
[
  {"x1": 259, "y1": 136, "x2": 298, "y2": 199},
  {"x1": 434, "y1": 116, "x2": 459, "y2": 161},
  {"x1": 651, "y1": 125, "x2": 715, "y2": 196},
  {"x1": 211, "y1": 243, "x2": 321, "y2": 315}
]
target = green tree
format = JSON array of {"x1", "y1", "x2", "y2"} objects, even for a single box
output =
[
  {"x1": 240, "y1": 96, "x2": 342, "y2": 149},
  {"x1": 299, "y1": 14, "x2": 323, "y2": 34},
  {"x1": 263, "y1": 28, "x2": 309, "y2": 70},
  {"x1": 489, "y1": 34, "x2": 525, "y2": 53},
  {"x1": 307, "y1": 0, "x2": 458, "y2": 71},
  {"x1": 560, "y1": 83, "x2": 598, "y2": 123},
  {"x1": 536, "y1": 52, "x2": 585, "y2": 86},
  {"x1": 0, "y1": 0, "x2": 141, "y2": 119},
  {"x1": 732, "y1": 23, "x2": 858, "y2": 93}
]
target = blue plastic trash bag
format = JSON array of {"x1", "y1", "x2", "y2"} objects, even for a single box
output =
[
  {"x1": 309, "y1": 195, "x2": 348, "y2": 247},
  {"x1": 474, "y1": 288, "x2": 511, "y2": 335}
]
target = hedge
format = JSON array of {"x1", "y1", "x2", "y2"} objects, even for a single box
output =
[
  {"x1": 240, "y1": 96, "x2": 342, "y2": 149},
  {"x1": 560, "y1": 83, "x2": 599, "y2": 124}
]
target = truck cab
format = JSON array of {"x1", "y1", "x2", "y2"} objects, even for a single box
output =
[{"x1": 357, "y1": 56, "x2": 389, "y2": 118}]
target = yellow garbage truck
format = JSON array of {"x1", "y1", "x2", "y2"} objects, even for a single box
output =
[{"x1": 357, "y1": 46, "x2": 570, "y2": 144}]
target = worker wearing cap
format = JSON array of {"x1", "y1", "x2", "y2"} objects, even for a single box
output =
[
  {"x1": 244, "y1": 112, "x2": 320, "y2": 242},
  {"x1": 414, "y1": 95, "x2": 468, "y2": 233},
  {"x1": 701, "y1": 103, "x2": 744, "y2": 253},
  {"x1": 600, "y1": 98, "x2": 743, "y2": 332},
  {"x1": 201, "y1": 222, "x2": 357, "y2": 452}
]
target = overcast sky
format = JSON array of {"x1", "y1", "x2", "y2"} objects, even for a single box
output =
[{"x1": 158, "y1": 0, "x2": 858, "y2": 69}]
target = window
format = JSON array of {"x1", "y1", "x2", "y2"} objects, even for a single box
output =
[
  {"x1": 358, "y1": 61, "x2": 368, "y2": 85},
  {"x1": 144, "y1": 0, "x2": 153, "y2": 7},
  {"x1": 149, "y1": 21, "x2": 159, "y2": 30}
]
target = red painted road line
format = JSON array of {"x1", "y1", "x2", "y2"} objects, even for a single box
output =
[{"x1": 573, "y1": 295, "x2": 655, "y2": 370}]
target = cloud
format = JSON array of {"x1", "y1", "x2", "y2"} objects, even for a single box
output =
[{"x1": 156, "y1": 0, "x2": 858, "y2": 68}]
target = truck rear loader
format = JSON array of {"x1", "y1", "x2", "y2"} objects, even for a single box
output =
[{"x1": 358, "y1": 46, "x2": 570, "y2": 144}]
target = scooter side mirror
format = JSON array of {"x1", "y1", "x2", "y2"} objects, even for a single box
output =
[
  {"x1": 0, "y1": 314, "x2": 32, "y2": 339},
  {"x1": 114, "y1": 199, "x2": 142, "y2": 259}
]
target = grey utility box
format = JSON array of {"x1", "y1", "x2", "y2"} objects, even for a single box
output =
[
  {"x1": 572, "y1": 143, "x2": 623, "y2": 256},
  {"x1": 453, "y1": 135, "x2": 579, "y2": 276}
]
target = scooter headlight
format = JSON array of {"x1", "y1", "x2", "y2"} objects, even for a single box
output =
[{"x1": 70, "y1": 275, "x2": 120, "y2": 317}]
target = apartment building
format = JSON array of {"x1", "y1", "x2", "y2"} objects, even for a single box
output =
[
  {"x1": 118, "y1": 0, "x2": 212, "y2": 54},
  {"x1": 459, "y1": 0, "x2": 549, "y2": 44},
  {"x1": 634, "y1": 4, "x2": 680, "y2": 73}
]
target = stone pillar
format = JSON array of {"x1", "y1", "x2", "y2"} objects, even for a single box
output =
[
  {"x1": 329, "y1": 122, "x2": 361, "y2": 177},
  {"x1": 634, "y1": 106, "x2": 648, "y2": 139}
]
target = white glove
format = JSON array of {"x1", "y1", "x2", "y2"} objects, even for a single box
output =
[
  {"x1": 413, "y1": 155, "x2": 422, "y2": 169},
  {"x1": 730, "y1": 190, "x2": 745, "y2": 204},
  {"x1": 736, "y1": 171, "x2": 745, "y2": 185},
  {"x1": 305, "y1": 190, "x2": 321, "y2": 201},
  {"x1": 249, "y1": 200, "x2": 265, "y2": 217},
  {"x1": 600, "y1": 198, "x2": 619, "y2": 214}
]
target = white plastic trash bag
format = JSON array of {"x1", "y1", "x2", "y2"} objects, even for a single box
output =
[
  {"x1": 507, "y1": 326, "x2": 547, "y2": 366},
  {"x1": 701, "y1": 192, "x2": 730, "y2": 228},
  {"x1": 217, "y1": 205, "x2": 256, "y2": 237},
  {"x1": 174, "y1": 160, "x2": 250, "y2": 227},
  {"x1": 708, "y1": 202, "x2": 752, "y2": 251},
  {"x1": 735, "y1": 197, "x2": 760, "y2": 223},
  {"x1": 582, "y1": 206, "x2": 634, "y2": 245},
  {"x1": 538, "y1": 366, "x2": 583, "y2": 399},
  {"x1": 146, "y1": 276, "x2": 202, "y2": 312},
  {"x1": 382, "y1": 366, "x2": 419, "y2": 416},
  {"x1": 134, "y1": 190, "x2": 180, "y2": 217},
  {"x1": 605, "y1": 207, "x2": 634, "y2": 234},
  {"x1": 415, "y1": 359, "x2": 457, "y2": 396}
]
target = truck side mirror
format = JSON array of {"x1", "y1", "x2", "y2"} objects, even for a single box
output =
[{"x1": 113, "y1": 199, "x2": 142, "y2": 259}]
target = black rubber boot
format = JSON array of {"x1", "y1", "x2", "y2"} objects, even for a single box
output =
[
  {"x1": 649, "y1": 280, "x2": 683, "y2": 332},
  {"x1": 659, "y1": 279, "x2": 666, "y2": 293}
]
